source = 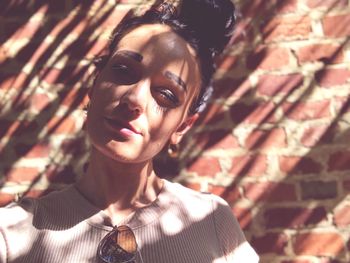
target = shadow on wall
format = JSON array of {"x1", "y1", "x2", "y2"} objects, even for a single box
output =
[
  {"x1": 0, "y1": 0, "x2": 128, "y2": 198},
  {"x1": 1, "y1": 0, "x2": 350, "y2": 262},
  {"x1": 155, "y1": 0, "x2": 350, "y2": 261}
]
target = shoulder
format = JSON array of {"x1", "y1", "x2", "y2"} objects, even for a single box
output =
[
  {"x1": 164, "y1": 179, "x2": 233, "y2": 206},
  {"x1": 0, "y1": 198, "x2": 37, "y2": 262},
  {"x1": 162, "y1": 180, "x2": 237, "y2": 222},
  {"x1": 163, "y1": 179, "x2": 222, "y2": 208},
  {"x1": 0, "y1": 185, "x2": 77, "y2": 231},
  {"x1": 0, "y1": 198, "x2": 36, "y2": 229},
  {"x1": 163, "y1": 180, "x2": 259, "y2": 262}
]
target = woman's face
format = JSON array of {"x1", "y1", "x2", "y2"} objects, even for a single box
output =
[{"x1": 86, "y1": 24, "x2": 201, "y2": 163}]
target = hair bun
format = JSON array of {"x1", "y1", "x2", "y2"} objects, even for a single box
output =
[{"x1": 178, "y1": 0, "x2": 236, "y2": 56}]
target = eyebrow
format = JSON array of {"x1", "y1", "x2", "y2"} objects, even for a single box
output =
[
  {"x1": 164, "y1": 71, "x2": 187, "y2": 92},
  {"x1": 115, "y1": 50, "x2": 143, "y2": 62}
]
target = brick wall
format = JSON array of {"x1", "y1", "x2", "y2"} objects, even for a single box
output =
[{"x1": 1, "y1": 0, "x2": 350, "y2": 262}]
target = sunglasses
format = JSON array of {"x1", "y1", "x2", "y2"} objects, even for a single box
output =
[{"x1": 97, "y1": 225, "x2": 139, "y2": 263}]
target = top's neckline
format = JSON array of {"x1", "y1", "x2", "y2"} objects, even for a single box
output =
[{"x1": 67, "y1": 178, "x2": 172, "y2": 231}]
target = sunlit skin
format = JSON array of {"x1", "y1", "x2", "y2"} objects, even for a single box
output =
[{"x1": 75, "y1": 24, "x2": 201, "y2": 225}]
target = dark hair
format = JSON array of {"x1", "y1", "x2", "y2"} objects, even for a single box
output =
[{"x1": 97, "y1": 0, "x2": 236, "y2": 115}]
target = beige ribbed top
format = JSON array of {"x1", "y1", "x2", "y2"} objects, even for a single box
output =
[{"x1": 0, "y1": 179, "x2": 259, "y2": 263}]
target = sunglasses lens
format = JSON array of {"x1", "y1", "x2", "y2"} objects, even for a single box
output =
[
  {"x1": 98, "y1": 225, "x2": 137, "y2": 263},
  {"x1": 117, "y1": 225, "x2": 137, "y2": 254}
]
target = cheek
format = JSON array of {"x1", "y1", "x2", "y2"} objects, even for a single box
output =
[
  {"x1": 147, "y1": 104, "x2": 182, "y2": 142},
  {"x1": 91, "y1": 83, "x2": 124, "y2": 111}
]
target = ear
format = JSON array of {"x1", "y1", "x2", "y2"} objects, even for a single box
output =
[{"x1": 170, "y1": 113, "x2": 199, "y2": 145}]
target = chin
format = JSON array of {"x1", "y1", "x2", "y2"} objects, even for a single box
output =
[{"x1": 93, "y1": 141, "x2": 149, "y2": 164}]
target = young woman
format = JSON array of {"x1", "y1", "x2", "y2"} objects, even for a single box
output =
[{"x1": 0, "y1": 0, "x2": 259, "y2": 262}]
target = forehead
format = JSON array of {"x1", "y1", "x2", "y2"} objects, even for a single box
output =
[
  {"x1": 115, "y1": 24, "x2": 200, "y2": 85},
  {"x1": 116, "y1": 24, "x2": 197, "y2": 62}
]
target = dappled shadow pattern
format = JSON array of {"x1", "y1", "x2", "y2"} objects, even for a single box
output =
[
  {"x1": 1, "y1": 0, "x2": 350, "y2": 262},
  {"x1": 0, "y1": 0, "x2": 128, "y2": 199}
]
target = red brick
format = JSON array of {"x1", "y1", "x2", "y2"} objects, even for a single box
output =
[
  {"x1": 296, "y1": 44, "x2": 344, "y2": 64},
  {"x1": 229, "y1": 19, "x2": 255, "y2": 43},
  {"x1": 245, "y1": 128, "x2": 287, "y2": 150},
  {"x1": 281, "y1": 260, "x2": 310, "y2": 263},
  {"x1": 217, "y1": 185, "x2": 242, "y2": 204},
  {"x1": 251, "y1": 232, "x2": 288, "y2": 254},
  {"x1": 328, "y1": 151, "x2": 350, "y2": 171},
  {"x1": 240, "y1": 0, "x2": 276, "y2": 17},
  {"x1": 49, "y1": 14, "x2": 83, "y2": 37},
  {"x1": 257, "y1": 74, "x2": 303, "y2": 96},
  {"x1": 5, "y1": 167, "x2": 40, "y2": 182},
  {"x1": 12, "y1": 121, "x2": 39, "y2": 137},
  {"x1": 264, "y1": 207, "x2": 327, "y2": 228},
  {"x1": 0, "y1": 120, "x2": 20, "y2": 138},
  {"x1": 47, "y1": 116, "x2": 78, "y2": 134},
  {"x1": 279, "y1": 156, "x2": 323, "y2": 174},
  {"x1": 23, "y1": 189, "x2": 49, "y2": 199},
  {"x1": 216, "y1": 55, "x2": 238, "y2": 70},
  {"x1": 307, "y1": 0, "x2": 348, "y2": 8},
  {"x1": 240, "y1": 0, "x2": 298, "y2": 17},
  {"x1": 1, "y1": 1, "x2": 38, "y2": 15},
  {"x1": 182, "y1": 182, "x2": 201, "y2": 191},
  {"x1": 39, "y1": 67, "x2": 61, "y2": 84},
  {"x1": 7, "y1": 20, "x2": 43, "y2": 40},
  {"x1": 230, "y1": 101, "x2": 276, "y2": 125},
  {"x1": 0, "y1": 72, "x2": 29, "y2": 90},
  {"x1": 334, "y1": 96, "x2": 350, "y2": 114},
  {"x1": 39, "y1": 66, "x2": 88, "y2": 85},
  {"x1": 262, "y1": 16, "x2": 311, "y2": 42},
  {"x1": 276, "y1": 0, "x2": 298, "y2": 13},
  {"x1": 301, "y1": 125, "x2": 333, "y2": 147},
  {"x1": 230, "y1": 155, "x2": 267, "y2": 177},
  {"x1": 87, "y1": 39, "x2": 109, "y2": 58},
  {"x1": 30, "y1": 93, "x2": 51, "y2": 112},
  {"x1": 194, "y1": 130, "x2": 240, "y2": 151},
  {"x1": 0, "y1": 193, "x2": 15, "y2": 207},
  {"x1": 60, "y1": 87, "x2": 88, "y2": 108},
  {"x1": 293, "y1": 232, "x2": 345, "y2": 256},
  {"x1": 187, "y1": 157, "x2": 221, "y2": 176},
  {"x1": 14, "y1": 142, "x2": 50, "y2": 158},
  {"x1": 0, "y1": 46, "x2": 6, "y2": 63},
  {"x1": 315, "y1": 68, "x2": 350, "y2": 87},
  {"x1": 232, "y1": 205, "x2": 252, "y2": 230},
  {"x1": 334, "y1": 205, "x2": 350, "y2": 227},
  {"x1": 199, "y1": 102, "x2": 226, "y2": 124},
  {"x1": 59, "y1": 38, "x2": 102, "y2": 62},
  {"x1": 243, "y1": 182, "x2": 296, "y2": 202},
  {"x1": 323, "y1": 14, "x2": 350, "y2": 37},
  {"x1": 229, "y1": 102, "x2": 253, "y2": 124},
  {"x1": 247, "y1": 46, "x2": 290, "y2": 70},
  {"x1": 282, "y1": 101, "x2": 331, "y2": 121},
  {"x1": 207, "y1": 184, "x2": 227, "y2": 196},
  {"x1": 99, "y1": 7, "x2": 130, "y2": 31},
  {"x1": 14, "y1": 40, "x2": 46, "y2": 65},
  {"x1": 343, "y1": 180, "x2": 350, "y2": 191},
  {"x1": 301, "y1": 180, "x2": 337, "y2": 200},
  {"x1": 214, "y1": 77, "x2": 251, "y2": 99}
]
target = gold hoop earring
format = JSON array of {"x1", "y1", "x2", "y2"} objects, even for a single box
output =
[{"x1": 168, "y1": 144, "x2": 180, "y2": 158}]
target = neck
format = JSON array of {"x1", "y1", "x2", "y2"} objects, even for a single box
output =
[{"x1": 75, "y1": 148, "x2": 163, "y2": 225}]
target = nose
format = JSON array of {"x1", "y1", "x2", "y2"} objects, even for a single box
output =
[{"x1": 120, "y1": 78, "x2": 150, "y2": 116}]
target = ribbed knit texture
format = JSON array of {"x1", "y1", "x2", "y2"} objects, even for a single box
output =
[{"x1": 0, "y1": 180, "x2": 259, "y2": 263}]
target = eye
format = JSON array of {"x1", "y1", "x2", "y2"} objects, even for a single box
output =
[
  {"x1": 153, "y1": 86, "x2": 180, "y2": 107},
  {"x1": 111, "y1": 63, "x2": 138, "y2": 85}
]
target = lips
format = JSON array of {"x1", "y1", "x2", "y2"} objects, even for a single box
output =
[{"x1": 103, "y1": 117, "x2": 142, "y2": 136}]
